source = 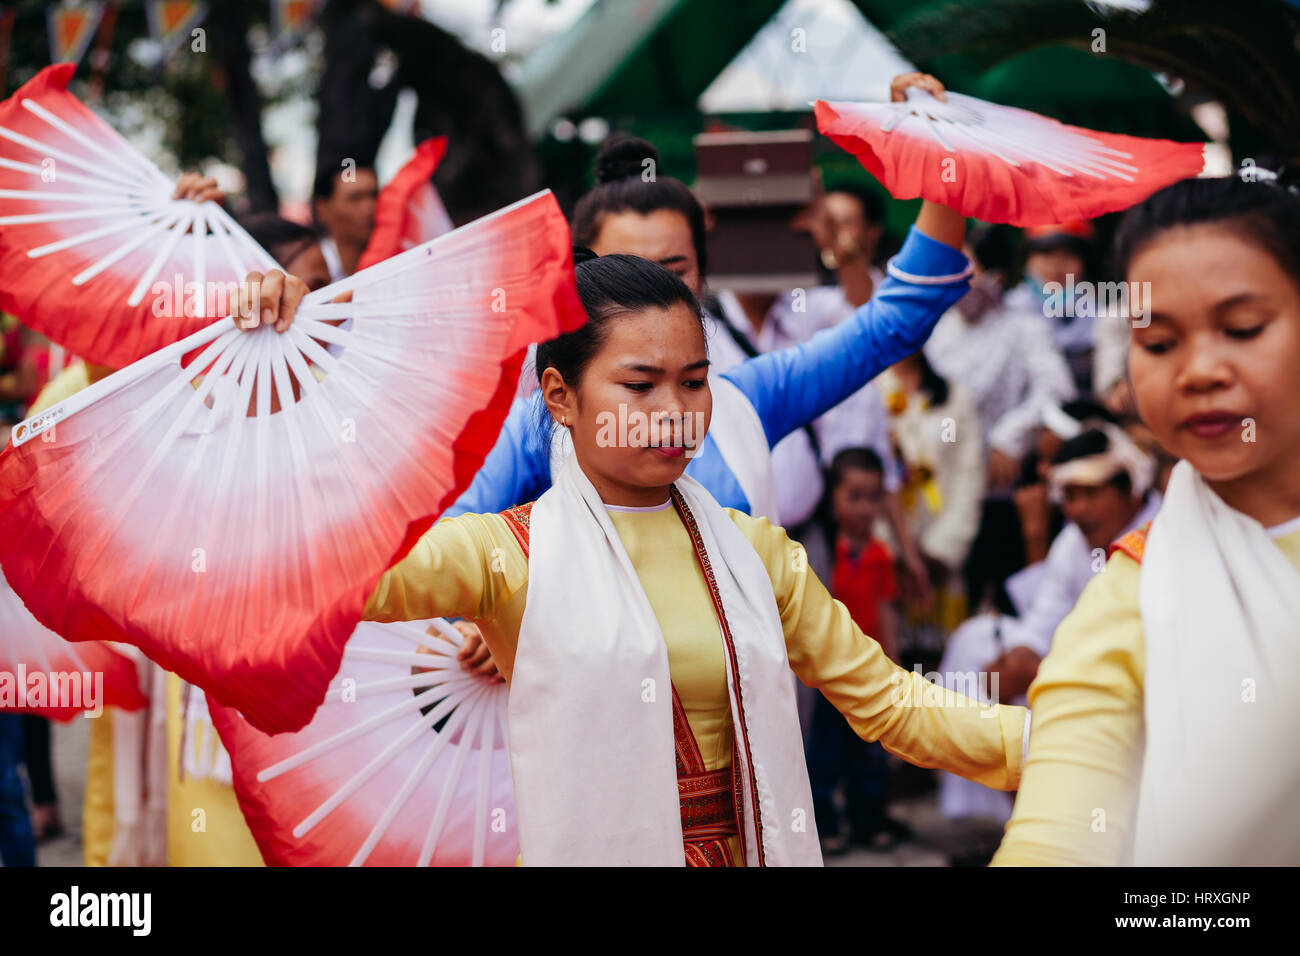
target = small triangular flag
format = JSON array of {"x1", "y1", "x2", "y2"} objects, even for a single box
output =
[{"x1": 46, "y1": 2, "x2": 106, "y2": 65}]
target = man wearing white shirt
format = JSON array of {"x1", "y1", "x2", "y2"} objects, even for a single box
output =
[
  {"x1": 312, "y1": 161, "x2": 378, "y2": 281},
  {"x1": 936, "y1": 424, "x2": 1160, "y2": 823}
]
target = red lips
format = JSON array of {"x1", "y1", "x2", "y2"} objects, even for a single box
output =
[
  {"x1": 1180, "y1": 411, "x2": 1243, "y2": 440},
  {"x1": 653, "y1": 445, "x2": 686, "y2": 458}
]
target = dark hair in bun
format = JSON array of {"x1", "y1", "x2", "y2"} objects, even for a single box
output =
[
  {"x1": 572, "y1": 135, "x2": 709, "y2": 277},
  {"x1": 593, "y1": 136, "x2": 659, "y2": 185}
]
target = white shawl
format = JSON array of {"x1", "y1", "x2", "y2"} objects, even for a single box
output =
[
  {"x1": 507, "y1": 455, "x2": 820, "y2": 866},
  {"x1": 1133, "y1": 461, "x2": 1300, "y2": 864}
]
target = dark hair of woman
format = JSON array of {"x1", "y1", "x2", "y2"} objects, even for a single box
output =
[
  {"x1": 571, "y1": 135, "x2": 709, "y2": 275},
  {"x1": 1112, "y1": 175, "x2": 1300, "y2": 287},
  {"x1": 533, "y1": 249, "x2": 702, "y2": 437}
]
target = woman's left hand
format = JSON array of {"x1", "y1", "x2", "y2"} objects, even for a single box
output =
[
  {"x1": 173, "y1": 172, "x2": 224, "y2": 204},
  {"x1": 890, "y1": 72, "x2": 947, "y2": 104}
]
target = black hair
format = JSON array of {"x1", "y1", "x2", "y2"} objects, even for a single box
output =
[
  {"x1": 968, "y1": 223, "x2": 1018, "y2": 275},
  {"x1": 532, "y1": 250, "x2": 702, "y2": 437},
  {"x1": 238, "y1": 213, "x2": 319, "y2": 264},
  {"x1": 822, "y1": 181, "x2": 885, "y2": 227},
  {"x1": 912, "y1": 350, "x2": 950, "y2": 408},
  {"x1": 1051, "y1": 428, "x2": 1132, "y2": 496},
  {"x1": 1060, "y1": 398, "x2": 1117, "y2": 427},
  {"x1": 311, "y1": 159, "x2": 376, "y2": 203},
  {"x1": 827, "y1": 447, "x2": 885, "y2": 495},
  {"x1": 571, "y1": 136, "x2": 709, "y2": 275},
  {"x1": 1112, "y1": 175, "x2": 1300, "y2": 288}
]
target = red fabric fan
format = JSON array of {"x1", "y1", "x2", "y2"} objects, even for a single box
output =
[
  {"x1": 815, "y1": 89, "x2": 1207, "y2": 226},
  {"x1": 1, "y1": 568, "x2": 146, "y2": 720},
  {"x1": 211, "y1": 618, "x2": 517, "y2": 866},
  {"x1": 356, "y1": 137, "x2": 452, "y2": 272},
  {"x1": 0, "y1": 64, "x2": 278, "y2": 369},
  {"x1": 0, "y1": 190, "x2": 585, "y2": 735}
]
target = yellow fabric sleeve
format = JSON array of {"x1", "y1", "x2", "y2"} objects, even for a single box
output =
[
  {"x1": 727, "y1": 509, "x2": 1027, "y2": 791},
  {"x1": 362, "y1": 512, "x2": 529, "y2": 678},
  {"x1": 991, "y1": 551, "x2": 1145, "y2": 866}
]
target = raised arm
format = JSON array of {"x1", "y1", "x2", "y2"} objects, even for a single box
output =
[{"x1": 731, "y1": 510, "x2": 1027, "y2": 789}]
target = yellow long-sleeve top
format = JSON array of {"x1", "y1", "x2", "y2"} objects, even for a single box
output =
[
  {"x1": 364, "y1": 499, "x2": 1027, "y2": 862},
  {"x1": 993, "y1": 526, "x2": 1300, "y2": 865}
]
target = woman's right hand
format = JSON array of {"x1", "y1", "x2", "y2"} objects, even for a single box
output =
[
  {"x1": 454, "y1": 620, "x2": 505, "y2": 683},
  {"x1": 237, "y1": 269, "x2": 308, "y2": 333}
]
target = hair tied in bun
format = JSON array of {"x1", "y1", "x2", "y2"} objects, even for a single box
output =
[
  {"x1": 572, "y1": 245, "x2": 598, "y2": 266},
  {"x1": 594, "y1": 135, "x2": 660, "y2": 185}
]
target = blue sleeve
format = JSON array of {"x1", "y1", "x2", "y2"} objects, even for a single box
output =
[
  {"x1": 441, "y1": 393, "x2": 552, "y2": 519},
  {"x1": 721, "y1": 226, "x2": 971, "y2": 447}
]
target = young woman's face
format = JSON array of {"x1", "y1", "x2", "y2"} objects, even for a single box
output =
[
  {"x1": 544, "y1": 302, "x2": 711, "y2": 506},
  {"x1": 1128, "y1": 225, "x2": 1300, "y2": 504},
  {"x1": 591, "y1": 210, "x2": 702, "y2": 297}
]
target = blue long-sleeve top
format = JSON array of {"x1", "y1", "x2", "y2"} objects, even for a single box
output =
[{"x1": 444, "y1": 226, "x2": 971, "y2": 519}]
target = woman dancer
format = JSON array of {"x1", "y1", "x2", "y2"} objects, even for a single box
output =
[
  {"x1": 243, "y1": 249, "x2": 1028, "y2": 866},
  {"x1": 994, "y1": 175, "x2": 1300, "y2": 865},
  {"x1": 449, "y1": 73, "x2": 970, "y2": 538}
]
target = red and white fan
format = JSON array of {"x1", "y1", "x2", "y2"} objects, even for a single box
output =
[
  {"x1": 357, "y1": 137, "x2": 453, "y2": 272},
  {"x1": 1, "y1": 567, "x2": 146, "y2": 720},
  {"x1": 0, "y1": 64, "x2": 278, "y2": 369},
  {"x1": 210, "y1": 618, "x2": 516, "y2": 866},
  {"x1": 815, "y1": 88, "x2": 1207, "y2": 226},
  {"x1": 0, "y1": 189, "x2": 585, "y2": 735}
]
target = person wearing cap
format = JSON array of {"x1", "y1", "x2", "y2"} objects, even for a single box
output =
[
  {"x1": 933, "y1": 421, "x2": 1160, "y2": 827},
  {"x1": 1005, "y1": 220, "x2": 1098, "y2": 393}
]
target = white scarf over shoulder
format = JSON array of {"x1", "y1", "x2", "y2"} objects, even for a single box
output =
[
  {"x1": 1134, "y1": 461, "x2": 1300, "y2": 865},
  {"x1": 507, "y1": 455, "x2": 820, "y2": 865}
]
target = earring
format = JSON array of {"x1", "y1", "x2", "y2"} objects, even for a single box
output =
[{"x1": 561, "y1": 416, "x2": 569, "y2": 428}]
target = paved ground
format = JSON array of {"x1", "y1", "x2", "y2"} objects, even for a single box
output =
[{"x1": 21, "y1": 716, "x2": 1006, "y2": 868}]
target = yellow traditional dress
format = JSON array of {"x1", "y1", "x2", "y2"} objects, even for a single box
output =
[
  {"x1": 993, "y1": 523, "x2": 1300, "y2": 865},
  {"x1": 364, "y1": 498, "x2": 1028, "y2": 865}
]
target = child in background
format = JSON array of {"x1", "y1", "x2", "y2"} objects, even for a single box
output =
[{"x1": 806, "y1": 448, "x2": 906, "y2": 854}]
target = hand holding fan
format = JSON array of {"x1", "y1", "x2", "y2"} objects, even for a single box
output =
[
  {"x1": 815, "y1": 87, "x2": 1207, "y2": 226},
  {"x1": 210, "y1": 618, "x2": 517, "y2": 866},
  {"x1": 0, "y1": 189, "x2": 585, "y2": 735},
  {"x1": 0, "y1": 64, "x2": 278, "y2": 368}
]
